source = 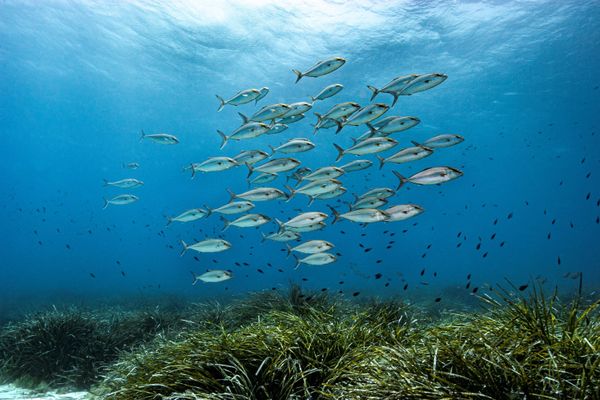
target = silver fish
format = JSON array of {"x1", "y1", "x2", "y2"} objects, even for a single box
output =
[
  {"x1": 377, "y1": 146, "x2": 433, "y2": 169},
  {"x1": 209, "y1": 201, "x2": 255, "y2": 215},
  {"x1": 270, "y1": 138, "x2": 315, "y2": 155},
  {"x1": 310, "y1": 83, "x2": 343, "y2": 102},
  {"x1": 240, "y1": 103, "x2": 291, "y2": 122},
  {"x1": 216, "y1": 88, "x2": 261, "y2": 112},
  {"x1": 140, "y1": 130, "x2": 179, "y2": 145},
  {"x1": 285, "y1": 221, "x2": 327, "y2": 233},
  {"x1": 233, "y1": 150, "x2": 269, "y2": 165},
  {"x1": 167, "y1": 208, "x2": 209, "y2": 226},
  {"x1": 278, "y1": 114, "x2": 305, "y2": 124},
  {"x1": 340, "y1": 103, "x2": 389, "y2": 132},
  {"x1": 329, "y1": 206, "x2": 389, "y2": 224},
  {"x1": 192, "y1": 270, "x2": 232, "y2": 284},
  {"x1": 367, "y1": 116, "x2": 420, "y2": 136},
  {"x1": 340, "y1": 160, "x2": 372, "y2": 172},
  {"x1": 286, "y1": 179, "x2": 342, "y2": 200},
  {"x1": 292, "y1": 57, "x2": 346, "y2": 83},
  {"x1": 315, "y1": 101, "x2": 360, "y2": 127},
  {"x1": 358, "y1": 187, "x2": 395, "y2": 200},
  {"x1": 286, "y1": 240, "x2": 334, "y2": 256},
  {"x1": 367, "y1": 74, "x2": 420, "y2": 104},
  {"x1": 333, "y1": 137, "x2": 398, "y2": 161},
  {"x1": 298, "y1": 166, "x2": 344, "y2": 182},
  {"x1": 393, "y1": 167, "x2": 463, "y2": 189},
  {"x1": 103, "y1": 178, "x2": 143, "y2": 189},
  {"x1": 228, "y1": 187, "x2": 287, "y2": 202},
  {"x1": 103, "y1": 194, "x2": 138, "y2": 209},
  {"x1": 310, "y1": 186, "x2": 347, "y2": 204},
  {"x1": 283, "y1": 101, "x2": 312, "y2": 117},
  {"x1": 222, "y1": 214, "x2": 271, "y2": 231},
  {"x1": 254, "y1": 87, "x2": 269, "y2": 104},
  {"x1": 123, "y1": 162, "x2": 139, "y2": 169},
  {"x1": 412, "y1": 134, "x2": 464, "y2": 148},
  {"x1": 249, "y1": 172, "x2": 278, "y2": 185},
  {"x1": 351, "y1": 197, "x2": 388, "y2": 210},
  {"x1": 261, "y1": 230, "x2": 301, "y2": 242},
  {"x1": 247, "y1": 158, "x2": 300, "y2": 177},
  {"x1": 266, "y1": 123, "x2": 289, "y2": 135},
  {"x1": 293, "y1": 252, "x2": 337, "y2": 268},
  {"x1": 190, "y1": 157, "x2": 238, "y2": 176},
  {"x1": 398, "y1": 73, "x2": 447, "y2": 96},
  {"x1": 217, "y1": 122, "x2": 271, "y2": 149},
  {"x1": 312, "y1": 116, "x2": 341, "y2": 134},
  {"x1": 180, "y1": 238, "x2": 231, "y2": 256},
  {"x1": 276, "y1": 211, "x2": 328, "y2": 230},
  {"x1": 385, "y1": 204, "x2": 424, "y2": 222}
]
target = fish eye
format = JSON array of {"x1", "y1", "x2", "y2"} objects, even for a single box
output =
[{"x1": 425, "y1": 80, "x2": 431, "y2": 83}]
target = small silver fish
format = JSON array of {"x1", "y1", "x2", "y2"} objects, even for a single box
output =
[
  {"x1": 385, "y1": 204, "x2": 424, "y2": 222},
  {"x1": 377, "y1": 145, "x2": 433, "y2": 169},
  {"x1": 249, "y1": 172, "x2": 278, "y2": 186},
  {"x1": 398, "y1": 73, "x2": 447, "y2": 96},
  {"x1": 285, "y1": 221, "x2": 327, "y2": 233},
  {"x1": 266, "y1": 123, "x2": 289, "y2": 135},
  {"x1": 247, "y1": 158, "x2": 300, "y2": 177},
  {"x1": 367, "y1": 74, "x2": 420, "y2": 104},
  {"x1": 393, "y1": 167, "x2": 463, "y2": 189},
  {"x1": 103, "y1": 194, "x2": 138, "y2": 209},
  {"x1": 329, "y1": 206, "x2": 389, "y2": 224},
  {"x1": 333, "y1": 137, "x2": 398, "y2": 161},
  {"x1": 310, "y1": 84, "x2": 343, "y2": 102},
  {"x1": 217, "y1": 122, "x2": 271, "y2": 149},
  {"x1": 180, "y1": 238, "x2": 231, "y2": 256},
  {"x1": 190, "y1": 157, "x2": 238, "y2": 176},
  {"x1": 340, "y1": 160, "x2": 372, "y2": 172},
  {"x1": 283, "y1": 102, "x2": 312, "y2": 117},
  {"x1": 222, "y1": 214, "x2": 270, "y2": 231},
  {"x1": 292, "y1": 57, "x2": 346, "y2": 83},
  {"x1": 298, "y1": 166, "x2": 344, "y2": 182},
  {"x1": 286, "y1": 179, "x2": 342, "y2": 200},
  {"x1": 228, "y1": 187, "x2": 287, "y2": 202},
  {"x1": 240, "y1": 103, "x2": 291, "y2": 122},
  {"x1": 367, "y1": 116, "x2": 420, "y2": 136},
  {"x1": 278, "y1": 114, "x2": 305, "y2": 125},
  {"x1": 167, "y1": 208, "x2": 210, "y2": 226},
  {"x1": 103, "y1": 178, "x2": 144, "y2": 189},
  {"x1": 351, "y1": 197, "x2": 388, "y2": 210},
  {"x1": 233, "y1": 150, "x2": 269, "y2": 165},
  {"x1": 140, "y1": 130, "x2": 179, "y2": 145},
  {"x1": 270, "y1": 138, "x2": 315, "y2": 155},
  {"x1": 340, "y1": 103, "x2": 389, "y2": 131},
  {"x1": 311, "y1": 186, "x2": 347, "y2": 204},
  {"x1": 286, "y1": 240, "x2": 334, "y2": 256},
  {"x1": 209, "y1": 201, "x2": 255, "y2": 215},
  {"x1": 261, "y1": 230, "x2": 301, "y2": 242},
  {"x1": 122, "y1": 162, "x2": 139, "y2": 169},
  {"x1": 412, "y1": 134, "x2": 464, "y2": 148},
  {"x1": 358, "y1": 187, "x2": 395, "y2": 200},
  {"x1": 293, "y1": 252, "x2": 337, "y2": 269},
  {"x1": 276, "y1": 211, "x2": 328, "y2": 230},
  {"x1": 216, "y1": 88, "x2": 261, "y2": 112},
  {"x1": 192, "y1": 270, "x2": 232, "y2": 284}
]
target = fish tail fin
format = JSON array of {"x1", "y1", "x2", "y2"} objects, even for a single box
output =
[
  {"x1": 220, "y1": 216, "x2": 230, "y2": 231},
  {"x1": 333, "y1": 143, "x2": 344, "y2": 162},
  {"x1": 217, "y1": 130, "x2": 228, "y2": 149},
  {"x1": 292, "y1": 69, "x2": 303, "y2": 83},
  {"x1": 293, "y1": 254, "x2": 301, "y2": 269},
  {"x1": 203, "y1": 205, "x2": 212, "y2": 217},
  {"x1": 410, "y1": 140, "x2": 423, "y2": 147},
  {"x1": 284, "y1": 185, "x2": 295, "y2": 201},
  {"x1": 260, "y1": 232, "x2": 267, "y2": 243},
  {"x1": 367, "y1": 85, "x2": 379, "y2": 101},
  {"x1": 376, "y1": 155, "x2": 385, "y2": 170},
  {"x1": 334, "y1": 119, "x2": 344, "y2": 134},
  {"x1": 238, "y1": 112, "x2": 249, "y2": 124},
  {"x1": 392, "y1": 170, "x2": 407, "y2": 190},
  {"x1": 180, "y1": 240, "x2": 188, "y2": 257},
  {"x1": 274, "y1": 218, "x2": 284, "y2": 234},
  {"x1": 190, "y1": 164, "x2": 197, "y2": 179},
  {"x1": 366, "y1": 122, "x2": 378, "y2": 135},
  {"x1": 309, "y1": 95, "x2": 317, "y2": 103},
  {"x1": 328, "y1": 205, "x2": 340, "y2": 224},
  {"x1": 215, "y1": 95, "x2": 226, "y2": 112},
  {"x1": 285, "y1": 244, "x2": 292, "y2": 258},
  {"x1": 166, "y1": 217, "x2": 173, "y2": 227},
  {"x1": 268, "y1": 144, "x2": 276, "y2": 156},
  {"x1": 139, "y1": 129, "x2": 146, "y2": 142},
  {"x1": 102, "y1": 178, "x2": 108, "y2": 186},
  {"x1": 352, "y1": 193, "x2": 359, "y2": 203},
  {"x1": 190, "y1": 271, "x2": 199, "y2": 285},
  {"x1": 245, "y1": 162, "x2": 254, "y2": 178},
  {"x1": 102, "y1": 198, "x2": 109, "y2": 209},
  {"x1": 391, "y1": 93, "x2": 399, "y2": 107},
  {"x1": 227, "y1": 189, "x2": 237, "y2": 203},
  {"x1": 307, "y1": 195, "x2": 315, "y2": 206}
]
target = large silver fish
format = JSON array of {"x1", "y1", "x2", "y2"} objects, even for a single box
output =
[
  {"x1": 377, "y1": 145, "x2": 433, "y2": 169},
  {"x1": 283, "y1": 102, "x2": 312, "y2": 117},
  {"x1": 217, "y1": 122, "x2": 271, "y2": 149},
  {"x1": 248, "y1": 172, "x2": 278, "y2": 186},
  {"x1": 292, "y1": 57, "x2": 346, "y2": 83},
  {"x1": 222, "y1": 214, "x2": 270, "y2": 231},
  {"x1": 192, "y1": 270, "x2": 232, "y2": 284},
  {"x1": 385, "y1": 204, "x2": 424, "y2": 222},
  {"x1": 286, "y1": 179, "x2": 342, "y2": 200},
  {"x1": 269, "y1": 138, "x2": 315, "y2": 155},
  {"x1": 278, "y1": 114, "x2": 305, "y2": 125},
  {"x1": 180, "y1": 238, "x2": 231, "y2": 256},
  {"x1": 247, "y1": 158, "x2": 300, "y2": 177},
  {"x1": 284, "y1": 221, "x2": 327, "y2": 233},
  {"x1": 340, "y1": 159, "x2": 372, "y2": 172},
  {"x1": 351, "y1": 196, "x2": 388, "y2": 210},
  {"x1": 140, "y1": 130, "x2": 179, "y2": 145},
  {"x1": 398, "y1": 73, "x2": 447, "y2": 96},
  {"x1": 315, "y1": 102, "x2": 360, "y2": 128},
  {"x1": 103, "y1": 178, "x2": 143, "y2": 189},
  {"x1": 339, "y1": 103, "x2": 389, "y2": 132},
  {"x1": 276, "y1": 212, "x2": 328, "y2": 231},
  {"x1": 367, "y1": 74, "x2": 420, "y2": 103},
  {"x1": 103, "y1": 194, "x2": 138, "y2": 209},
  {"x1": 310, "y1": 83, "x2": 343, "y2": 102},
  {"x1": 233, "y1": 149, "x2": 269, "y2": 165},
  {"x1": 239, "y1": 103, "x2": 291, "y2": 122},
  {"x1": 412, "y1": 134, "x2": 464, "y2": 148},
  {"x1": 209, "y1": 201, "x2": 255, "y2": 215},
  {"x1": 298, "y1": 166, "x2": 344, "y2": 182},
  {"x1": 287, "y1": 240, "x2": 334, "y2": 256},
  {"x1": 261, "y1": 230, "x2": 301, "y2": 242},
  {"x1": 358, "y1": 187, "x2": 395, "y2": 200},
  {"x1": 190, "y1": 157, "x2": 238, "y2": 176},
  {"x1": 216, "y1": 88, "x2": 261, "y2": 112},
  {"x1": 333, "y1": 137, "x2": 398, "y2": 161},
  {"x1": 329, "y1": 206, "x2": 389, "y2": 224},
  {"x1": 167, "y1": 208, "x2": 210, "y2": 226},
  {"x1": 393, "y1": 167, "x2": 463, "y2": 189},
  {"x1": 228, "y1": 187, "x2": 287, "y2": 202},
  {"x1": 293, "y1": 252, "x2": 337, "y2": 269},
  {"x1": 367, "y1": 116, "x2": 421, "y2": 136}
]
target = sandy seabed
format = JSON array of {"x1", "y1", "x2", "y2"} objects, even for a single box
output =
[{"x1": 0, "y1": 385, "x2": 88, "y2": 400}]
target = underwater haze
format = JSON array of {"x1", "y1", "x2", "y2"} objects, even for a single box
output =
[{"x1": 1, "y1": 0, "x2": 600, "y2": 313}]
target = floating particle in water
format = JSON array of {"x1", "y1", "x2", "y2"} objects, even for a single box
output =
[
  {"x1": 88, "y1": 230, "x2": 92, "y2": 234},
  {"x1": 321, "y1": 288, "x2": 327, "y2": 292},
  {"x1": 89, "y1": 273, "x2": 96, "y2": 278},
  {"x1": 434, "y1": 297, "x2": 442, "y2": 303},
  {"x1": 570, "y1": 222, "x2": 574, "y2": 228},
  {"x1": 375, "y1": 273, "x2": 382, "y2": 279},
  {"x1": 385, "y1": 282, "x2": 390, "y2": 287},
  {"x1": 278, "y1": 269, "x2": 283, "y2": 272},
  {"x1": 340, "y1": 230, "x2": 346, "y2": 234},
  {"x1": 376, "y1": 259, "x2": 382, "y2": 264},
  {"x1": 557, "y1": 256, "x2": 561, "y2": 265},
  {"x1": 352, "y1": 291, "x2": 360, "y2": 297},
  {"x1": 65, "y1": 244, "x2": 71, "y2": 250},
  {"x1": 121, "y1": 271, "x2": 126, "y2": 277},
  {"x1": 586, "y1": 172, "x2": 591, "y2": 178},
  {"x1": 302, "y1": 278, "x2": 308, "y2": 281},
  {"x1": 38, "y1": 241, "x2": 42, "y2": 245},
  {"x1": 581, "y1": 157, "x2": 586, "y2": 164},
  {"x1": 433, "y1": 272, "x2": 437, "y2": 277},
  {"x1": 518, "y1": 284, "x2": 529, "y2": 291},
  {"x1": 116, "y1": 260, "x2": 121, "y2": 265}
]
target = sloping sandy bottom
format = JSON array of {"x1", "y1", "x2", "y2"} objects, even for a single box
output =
[{"x1": 0, "y1": 385, "x2": 89, "y2": 400}]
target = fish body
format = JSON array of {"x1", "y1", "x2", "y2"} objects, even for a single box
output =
[
  {"x1": 398, "y1": 73, "x2": 447, "y2": 95},
  {"x1": 288, "y1": 179, "x2": 342, "y2": 199},
  {"x1": 278, "y1": 212, "x2": 328, "y2": 230},
  {"x1": 294, "y1": 252, "x2": 337, "y2": 268},
  {"x1": 343, "y1": 103, "x2": 389, "y2": 127},
  {"x1": 278, "y1": 114, "x2": 305, "y2": 124},
  {"x1": 261, "y1": 231, "x2": 301, "y2": 242},
  {"x1": 385, "y1": 204, "x2": 424, "y2": 222},
  {"x1": 329, "y1": 207, "x2": 389, "y2": 224},
  {"x1": 367, "y1": 74, "x2": 420, "y2": 101},
  {"x1": 233, "y1": 150, "x2": 269, "y2": 165},
  {"x1": 312, "y1": 186, "x2": 347, "y2": 202},
  {"x1": 312, "y1": 116, "x2": 340, "y2": 133},
  {"x1": 242, "y1": 103, "x2": 291, "y2": 122},
  {"x1": 140, "y1": 130, "x2": 179, "y2": 145},
  {"x1": 340, "y1": 159, "x2": 372, "y2": 172},
  {"x1": 248, "y1": 158, "x2": 300, "y2": 177},
  {"x1": 299, "y1": 166, "x2": 344, "y2": 182},
  {"x1": 229, "y1": 187, "x2": 287, "y2": 202},
  {"x1": 255, "y1": 87, "x2": 269, "y2": 104},
  {"x1": 285, "y1": 221, "x2": 326, "y2": 232},
  {"x1": 292, "y1": 57, "x2": 346, "y2": 83},
  {"x1": 249, "y1": 172, "x2": 278, "y2": 185},
  {"x1": 123, "y1": 162, "x2": 139, "y2": 169},
  {"x1": 352, "y1": 197, "x2": 388, "y2": 210},
  {"x1": 103, "y1": 194, "x2": 138, "y2": 209},
  {"x1": 103, "y1": 178, "x2": 144, "y2": 189},
  {"x1": 283, "y1": 102, "x2": 312, "y2": 117},
  {"x1": 266, "y1": 123, "x2": 289, "y2": 135},
  {"x1": 316, "y1": 102, "x2": 360, "y2": 122},
  {"x1": 359, "y1": 187, "x2": 395, "y2": 199},
  {"x1": 191, "y1": 157, "x2": 238, "y2": 175},
  {"x1": 222, "y1": 214, "x2": 270, "y2": 230},
  {"x1": 270, "y1": 138, "x2": 315, "y2": 154},
  {"x1": 217, "y1": 122, "x2": 271, "y2": 149},
  {"x1": 180, "y1": 239, "x2": 231, "y2": 256},
  {"x1": 369, "y1": 116, "x2": 420, "y2": 135},
  {"x1": 210, "y1": 201, "x2": 255, "y2": 215},
  {"x1": 168, "y1": 208, "x2": 209, "y2": 225},
  {"x1": 414, "y1": 134, "x2": 464, "y2": 148},
  {"x1": 311, "y1": 84, "x2": 343, "y2": 102},
  {"x1": 287, "y1": 240, "x2": 334, "y2": 256},
  {"x1": 377, "y1": 146, "x2": 433, "y2": 169},
  {"x1": 216, "y1": 88, "x2": 261, "y2": 112},
  {"x1": 333, "y1": 137, "x2": 397, "y2": 161},
  {"x1": 192, "y1": 270, "x2": 232, "y2": 284},
  {"x1": 394, "y1": 167, "x2": 463, "y2": 189}
]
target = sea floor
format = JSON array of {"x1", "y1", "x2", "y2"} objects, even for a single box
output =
[{"x1": 0, "y1": 384, "x2": 88, "y2": 400}]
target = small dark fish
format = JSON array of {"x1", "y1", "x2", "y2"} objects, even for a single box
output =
[
  {"x1": 116, "y1": 260, "x2": 121, "y2": 265},
  {"x1": 386, "y1": 245, "x2": 392, "y2": 249},
  {"x1": 89, "y1": 273, "x2": 96, "y2": 278},
  {"x1": 302, "y1": 278, "x2": 308, "y2": 281},
  {"x1": 321, "y1": 288, "x2": 327, "y2": 292},
  {"x1": 257, "y1": 269, "x2": 264, "y2": 273},
  {"x1": 364, "y1": 248, "x2": 372, "y2": 253},
  {"x1": 359, "y1": 243, "x2": 364, "y2": 248},
  {"x1": 38, "y1": 241, "x2": 42, "y2": 245},
  {"x1": 456, "y1": 242, "x2": 462, "y2": 248},
  {"x1": 457, "y1": 231, "x2": 462, "y2": 238},
  {"x1": 426, "y1": 244, "x2": 432, "y2": 249},
  {"x1": 557, "y1": 256, "x2": 561, "y2": 265},
  {"x1": 352, "y1": 291, "x2": 360, "y2": 297},
  {"x1": 403, "y1": 283, "x2": 408, "y2": 290},
  {"x1": 466, "y1": 281, "x2": 471, "y2": 289},
  {"x1": 278, "y1": 269, "x2": 283, "y2": 272},
  {"x1": 547, "y1": 232, "x2": 551, "y2": 240},
  {"x1": 434, "y1": 297, "x2": 441, "y2": 303},
  {"x1": 121, "y1": 271, "x2": 126, "y2": 277},
  {"x1": 467, "y1": 273, "x2": 471, "y2": 280},
  {"x1": 243, "y1": 262, "x2": 249, "y2": 266},
  {"x1": 340, "y1": 230, "x2": 346, "y2": 234},
  {"x1": 194, "y1": 256, "x2": 200, "y2": 262},
  {"x1": 65, "y1": 244, "x2": 71, "y2": 250},
  {"x1": 493, "y1": 218, "x2": 498, "y2": 225},
  {"x1": 551, "y1": 218, "x2": 556, "y2": 225},
  {"x1": 421, "y1": 253, "x2": 426, "y2": 258},
  {"x1": 476, "y1": 243, "x2": 481, "y2": 250},
  {"x1": 339, "y1": 281, "x2": 344, "y2": 285},
  {"x1": 336, "y1": 252, "x2": 342, "y2": 257},
  {"x1": 374, "y1": 273, "x2": 382, "y2": 279},
  {"x1": 586, "y1": 192, "x2": 591, "y2": 200},
  {"x1": 235, "y1": 262, "x2": 241, "y2": 266},
  {"x1": 472, "y1": 287, "x2": 478, "y2": 294},
  {"x1": 518, "y1": 284, "x2": 528, "y2": 291},
  {"x1": 490, "y1": 233, "x2": 496, "y2": 240},
  {"x1": 433, "y1": 272, "x2": 437, "y2": 277},
  {"x1": 500, "y1": 241, "x2": 506, "y2": 247},
  {"x1": 420, "y1": 268, "x2": 425, "y2": 276},
  {"x1": 482, "y1": 252, "x2": 488, "y2": 258},
  {"x1": 507, "y1": 212, "x2": 513, "y2": 219},
  {"x1": 376, "y1": 259, "x2": 382, "y2": 263}
]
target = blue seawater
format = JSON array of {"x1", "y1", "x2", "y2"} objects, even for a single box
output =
[{"x1": 1, "y1": 0, "x2": 599, "y2": 310}]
